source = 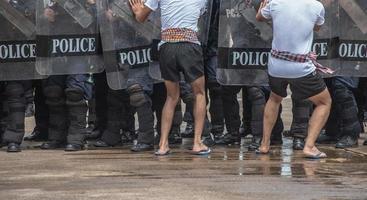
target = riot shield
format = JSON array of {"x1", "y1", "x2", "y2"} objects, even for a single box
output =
[
  {"x1": 217, "y1": 0, "x2": 271, "y2": 86},
  {"x1": 338, "y1": 0, "x2": 367, "y2": 76},
  {"x1": 148, "y1": 0, "x2": 214, "y2": 81},
  {"x1": 313, "y1": 0, "x2": 340, "y2": 77},
  {"x1": 97, "y1": 0, "x2": 159, "y2": 90},
  {"x1": 35, "y1": 0, "x2": 104, "y2": 75},
  {"x1": 0, "y1": 0, "x2": 45, "y2": 81}
]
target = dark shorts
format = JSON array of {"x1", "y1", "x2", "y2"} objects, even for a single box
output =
[
  {"x1": 159, "y1": 42, "x2": 204, "y2": 83},
  {"x1": 269, "y1": 71, "x2": 326, "y2": 100}
]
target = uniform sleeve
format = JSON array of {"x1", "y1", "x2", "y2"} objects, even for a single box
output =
[
  {"x1": 315, "y1": 4, "x2": 325, "y2": 26},
  {"x1": 145, "y1": 0, "x2": 159, "y2": 11},
  {"x1": 260, "y1": 2, "x2": 272, "y2": 19}
]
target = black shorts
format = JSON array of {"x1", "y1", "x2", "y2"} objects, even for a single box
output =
[
  {"x1": 159, "y1": 42, "x2": 204, "y2": 83},
  {"x1": 269, "y1": 71, "x2": 326, "y2": 100}
]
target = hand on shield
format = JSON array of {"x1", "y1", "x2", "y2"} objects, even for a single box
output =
[
  {"x1": 129, "y1": 0, "x2": 151, "y2": 23},
  {"x1": 129, "y1": 0, "x2": 145, "y2": 14},
  {"x1": 256, "y1": 0, "x2": 268, "y2": 21}
]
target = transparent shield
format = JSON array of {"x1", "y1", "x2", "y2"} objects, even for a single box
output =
[
  {"x1": 314, "y1": 0, "x2": 340, "y2": 77},
  {"x1": 217, "y1": 0, "x2": 271, "y2": 86},
  {"x1": 35, "y1": 0, "x2": 104, "y2": 75},
  {"x1": 98, "y1": 0, "x2": 158, "y2": 90},
  {"x1": 338, "y1": 0, "x2": 367, "y2": 76},
  {"x1": 0, "y1": 0, "x2": 46, "y2": 81}
]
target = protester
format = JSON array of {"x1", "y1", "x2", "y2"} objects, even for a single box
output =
[{"x1": 256, "y1": 0, "x2": 332, "y2": 159}]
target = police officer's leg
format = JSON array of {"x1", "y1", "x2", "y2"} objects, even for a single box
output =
[
  {"x1": 290, "y1": 99, "x2": 312, "y2": 150},
  {"x1": 24, "y1": 83, "x2": 35, "y2": 117},
  {"x1": 246, "y1": 86, "x2": 267, "y2": 150},
  {"x1": 152, "y1": 83, "x2": 166, "y2": 141},
  {"x1": 206, "y1": 55, "x2": 224, "y2": 139},
  {"x1": 41, "y1": 76, "x2": 68, "y2": 149},
  {"x1": 241, "y1": 89, "x2": 252, "y2": 138},
  {"x1": 3, "y1": 81, "x2": 30, "y2": 152},
  {"x1": 128, "y1": 83, "x2": 155, "y2": 152},
  {"x1": 25, "y1": 80, "x2": 49, "y2": 141},
  {"x1": 208, "y1": 82, "x2": 224, "y2": 138},
  {"x1": 334, "y1": 78, "x2": 360, "y2": 148},
  {"x1": 121, "y1": 90, "x2": 136, "y2": 143},
  {"x1": 64, "y1": 74, "x2": 92, "y2": 151},
  {"x1": 219, "y1": 86, "x2": 241, "y2": 145},
  {"x1": 0, "y1": 83, "x2": 5, "y2": 146},
  {"x1": 95, "y1": 89, "x2": 124, "y2": 147},
  {"x1": 88, "y1": 72, "x2": 108, "y2": 139}
]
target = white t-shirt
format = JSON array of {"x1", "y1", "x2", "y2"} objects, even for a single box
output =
[
  {"x1": 145, "y1": 0, "x2": 206, "y2": 43},
  {"x1": 261, "y1": 0, "x2": 325, "y2": 78}
]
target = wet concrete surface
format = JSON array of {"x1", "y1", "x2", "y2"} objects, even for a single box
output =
[
  {"x1": 0, "y1": 137, "x2": 367, "y2": 200},
  {"x1": 1, "y1": 96, "x2": 367, "y2": 199}
]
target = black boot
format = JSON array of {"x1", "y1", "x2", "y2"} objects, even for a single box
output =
[
  {"x1": 248, "y1": 136, "x2": 261, "y2": 151},
  {"x1": 40, "y1": 140, "x2": 65, "y2": 149},
  {"x1": 66, "y1": 96, "x2": 88, "y2": 151},
  {"x1": 24, "y1": 127, "x2": 48, "y2": 141},
  {"x1": 65, "y1": 143, "x2": 83, "y2": 151},
  {"x1": 335, "y1": 135, "x2": 358, "y2": 148},
  {"x1": 293, "y1": 137, "x2": 305, "y2": 150},
  {"x1": 7, "y1": 143, "x2": 21, "y2": 152}
]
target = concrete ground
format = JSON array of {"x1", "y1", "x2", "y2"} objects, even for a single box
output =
[{"x1": 1, "y1": 98, "x2": 367, "y2": 200}]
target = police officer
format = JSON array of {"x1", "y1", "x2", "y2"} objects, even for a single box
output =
[
  {"x1": 324, "y1": 77, "x2": 361, "y2": 148},
  {"x1": 203, "y1": 0, "x2": 225, "y2": 143},
  {"x1": 0, "y1": 0, "x2": 37, "y2": 152},
  {"x1": 39, "y1": 1, "x2": 95, "y2": 151}
]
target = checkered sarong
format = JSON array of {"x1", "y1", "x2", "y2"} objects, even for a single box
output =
[
  {"x1": 271, "y1": 49, "x2": 335, "y2": 74},
  {"x1": 161, "y1": 28, "x2": 199, "y2": 43}
]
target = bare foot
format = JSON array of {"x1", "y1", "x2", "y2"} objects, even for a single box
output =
[
  {"x1": 303, "y1": 146, "x2": 327, "y2": 159},
  {"x1": 192, "y1": 143, "x2": 209, "y2": 152},
  {"x1": 258, "y1": 141, "x2": 270, "y2": 154},
  {"x1": 156, "y1": 144, "x2": 170, "y2": 155},
  {"x1": 257, "y1": 146, "x2": 270, "y2": 154}
]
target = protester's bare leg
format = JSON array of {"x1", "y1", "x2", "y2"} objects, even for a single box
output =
[
  {"x1": 158, "y1": 80, "x2": 180, "y2": 153},
  {"x1": 259, "y1": 92, "x2": 283, "y2": 153},
  {"x1": 190, "y1": 76, "x2": 208, "y2": 152},
  {"x1": 303, "y1": 89, "x2": 331, "y2": 157}
]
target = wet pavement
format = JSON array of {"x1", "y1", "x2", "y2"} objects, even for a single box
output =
[{"x1": 0, "y1": 137, "x2": 367, "y2": 200}]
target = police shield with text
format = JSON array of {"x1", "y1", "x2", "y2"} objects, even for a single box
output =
[
  {"x1": 35, "y1": 0, "x2": 102, "y2": 151},
  {"x1": 0, "y1": 0, "x2": 46, "y2": 152},
  {"x1": 217, "y1": 0, "x2": 283, "y2": 149},
  {"x1": 96, "y1": 0, "x2": 156, "y2": 151}
]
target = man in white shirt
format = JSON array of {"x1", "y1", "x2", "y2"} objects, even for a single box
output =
[
  {"x1": 129, "y1": 0, "x2": 211, "y2": 155},
  {"x1": 256, "y1": 0, "x2": 332, "y2": 158}
]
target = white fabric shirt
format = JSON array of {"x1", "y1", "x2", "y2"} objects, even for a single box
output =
[
  {"x1": 261, "y1": 0, "x2": 325, "y2": 78},
  {"x1": 145, "y1": 0, "x2": 206, "y2": 44}
]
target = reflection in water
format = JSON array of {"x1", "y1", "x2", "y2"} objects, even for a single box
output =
[{"x1": 281, "y1": 147, "x2": 293, "y2": 177}]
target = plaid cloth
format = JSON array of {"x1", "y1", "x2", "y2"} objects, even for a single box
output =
[
  {"x1": 271, "y1": 49, "x2": 335, "y2": 74},
  {"x1": 161, "y1": 28, "x2": 199, "y2": 43}
]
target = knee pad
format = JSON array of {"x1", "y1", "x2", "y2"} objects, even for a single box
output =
[
  {"x1": 127, "y1": 84, "x2": 148, "y2": 107},
  {"x1": 44, "y1": 85, "x2": 65, "y2": 106},
  {"x1": 65, "y1": 88, "x2": 86, "y2": 106},
  {"x1": 247, "y1": 87, "x2": 265, "y2": 105}
]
